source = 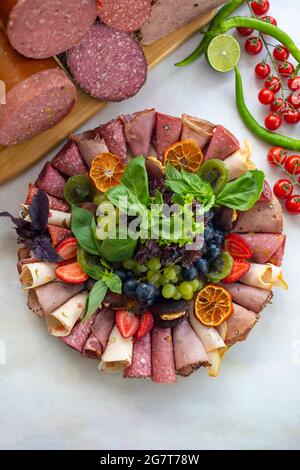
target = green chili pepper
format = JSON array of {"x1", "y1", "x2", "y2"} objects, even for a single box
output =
[
  {"x1": 235, "y1": 66, "x2": 300, "y2": 151},
  {"x1": 175, "y1": 0, "x2": 244, "y2": 67}
]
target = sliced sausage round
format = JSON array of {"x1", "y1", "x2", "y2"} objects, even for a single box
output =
[{"x1": 98, "y1": 0, "x2": 152, "y2": 33}]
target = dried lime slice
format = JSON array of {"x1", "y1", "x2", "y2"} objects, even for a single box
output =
[{"x1": 207, "y1": 34, "x2": 240, "y2": 72}]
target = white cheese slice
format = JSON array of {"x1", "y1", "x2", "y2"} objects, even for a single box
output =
[
  {"x1": 188, "y1": 304, "x2": 225, "y2": 353},
  {"x1": 46, "y1": 291, "x2": 88, "y2": 337},
  {"x1": 225, "y1": 140, "x2": 256, "y2": 180},
  {"x1": 98, "y1": 325, "x2": 133, "y2": 373},
  {"x1": 20, "y1": 262, "x2": 57, "y2": 289},
  {"x1": 240, "y1": 263, "x2": 288, "y2": 290}
]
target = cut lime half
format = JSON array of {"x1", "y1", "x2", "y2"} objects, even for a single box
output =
[{"x1": 207, "y1": 34, "x2": 240, "y2": 72}]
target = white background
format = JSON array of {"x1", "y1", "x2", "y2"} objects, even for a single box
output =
[{"x1": 0, "y1": 1, "x2": 299, "y2": 450}]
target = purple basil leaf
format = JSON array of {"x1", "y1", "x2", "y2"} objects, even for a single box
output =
[
  {"x1": 29, "y1": 189, "x2": 49, "y2": 231},
  {"x1": 0, "y1": 211, "x2": 35, "y2": 241},
  {"x1": 30, "y1": 235, "x2": 62, "y2": 263}
]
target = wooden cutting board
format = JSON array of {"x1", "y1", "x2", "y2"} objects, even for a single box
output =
[{"x1": 0, "y1": 9, "x2": 216, "y2": 184}]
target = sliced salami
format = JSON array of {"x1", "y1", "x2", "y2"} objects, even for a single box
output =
[
  {"x1": 225, "y1": 303, "x2": 258, "y2": 347},
  {"x1": 66, "y1": 23, "x2": 148, "y2": 103},
  {"x1": 94, "y1": 119, "x2": 127, "y2": 162},
  {"x1": 233, "y1": 197, "x2": 284, "y2": 234},
  {"x1": 35, "y1": 163, "x2": 66, "y2": 199},
  {"x1": 47, "y1": 225, "x2": 72, "y2": 247},
  {"x1": 25, "y1": 184, "x2": 70, "y2": 213},
  {"x1": 181, "y1": 114, "x2": 216, "y2": 149},
  {"x1": 151, "y1": 327, "x2": 176, "y2": 383},
  {"x1": 98, "y1": 0, "x2": 152, "y2": 33},
  {"x1": 71, "y1": 133, "x2": 109, "y2": 168},
  {"x1": 62, "y1": 312, "x2": 97, "y2": 353},
  {"x1": 124, "y1": 332, "x2": 152, "y2": 379},
  {"x1": 205, "y1": 125, "x2": 240, "y2": 160},
  {"x1": 155, "y1": 113, "x2": 183, "y2": 160},
  {"x1": 51, "y1": 141, "x2": 87, "y2": 176},
  {"x1": 239, "y1": 233, "x2": 286, "y2": 265},
  {"x1": 82, "y1": 308, "x2": 115, "y2": 359},
  {"x1": 121, "y1": 109, "x2": 156, "y2": 157}
]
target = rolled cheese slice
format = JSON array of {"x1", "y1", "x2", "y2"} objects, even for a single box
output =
[
  {"x1": 188, "y1": 302, "x2": 225, "y2": 352},
  {"x1": 46, "y1": 291, "x2": 88, "y2": 337},
  {"x1": 225, "y1": 140, "x2": 256, "y2": 181},
  {"x1": 20, "y1": 262, "x2": 56, "y2": 289},
  {"x1": 98, "y1": 325, "x2": 133, "y2": 373},
  {"x1": 240, "y1": 263, "x2": 288, "y2": 290},
  {"x1": 21, "y1": 204, "x2": 71, "y2": 228}
]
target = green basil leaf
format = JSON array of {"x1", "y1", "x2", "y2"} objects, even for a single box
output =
[
  {"x1": 71, "y1": 205, "x2": 99, "y2": 255},
  {"x1": 99, "y1": 228, "x2": 137, "y2": 262},
  {"x1": 105, "y1": 273, "x2": 122, "y2": 294},
  {"x1": 215, "y1": 170, "x2": 265, "y2": 211},
  {"x1": 121, "y1": 156, "x2": 151, "y2": 207},
  {"x1": 83, "y1": 280, "x2": 108, "y2": 321},
  {"x1": 77, "y1": 248, "x2": 104, "y2": 280},
  {"x1": 106, "y1": 185, "x2": 146, "y2": 217},
  {"x1": 154, "y1": 190, "x2": 163, "y2": 206}
]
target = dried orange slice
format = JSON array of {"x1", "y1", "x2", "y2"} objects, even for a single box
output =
[
  {"x1": 195, "y1": 284, "x2": 233, "y2": 327},
  {"x1": 163, "y1": 140, "x2": 204, "y2": 172},
  {"x1": 90, "y1": 153, "x2": 125, "y2": 192}
]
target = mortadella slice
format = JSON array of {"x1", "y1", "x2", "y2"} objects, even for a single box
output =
[
  {"x1": 71, "y1": 133, "x2": 109, "y2": 168},
  {"x1": 121, "y1": 109, "x2": 156, "y2": 157},
  {"x1": 225, "y1": 303, "x2": 258, "y2": 347},
  {"x1": 82, "y1": 308, "x2": 115, "y2": 359},
  {"x1": 35, "y1": 163, "x2": 66, "y2": 199},
  {"x1": 173, "y1": 319, "x2": 210, "y2": 376},
  {"x1": 151, "y1": 327, "x2": 176, "y2": 383},
  {"x1": 239, "y1": 233, "x2": 286, "y2": 264},
  {"x1": 25, "y1": 184, "x2": 70, "y2": 212},
  {"x1": 51, "y1": 141, "x2": 87, "y2": 176},
  {"x1": 124, "y1": 332, "x2": 152, "y2": 379},
  {"x1": 95, "y1": 118, "x2": 127, "y2": 162},
  {"x1": 232, "y1": 197, "x2": 283, "y2": 234},
  {"x1": 181, "y1": 114, "x2": 216, "y2": 149},
  {"x1": 62, "y1": 312, "x2": 97, "y2": 353},
  {"x1": 155, "y1": 113, "x2": 183, "y2": 160},
  {"x1": 269, "y1": 235, "x2": 286, "y2": 267},
  {"x1": 219, "y1": 283, "x2": 273, "y2": 314},
  {"x1": 205, "y1": 125, "x2": 240, "y2": 160},
  {"x1": 47, "y1": 225, "x2": 72, "y2": 247}
]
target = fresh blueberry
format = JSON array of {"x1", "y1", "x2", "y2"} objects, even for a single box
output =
[
  {"x1": 125, "y1": 271, "x2": 134, "y2": 279},
  {"x1": 136, "y1": 282, "x2": 157, "y2": 303},
  {"x1": 194, "y1": 258, "x2": 209, "y2": 275},
  {"x1": 213, "y1": 230, "x2": 225, "y2": 247},
  {"x1": 182, "y1": 266, "x2": 199, "y2": 281},
  {"x1": 206, "y1": 244, "x2": 222, "y2": 262},
  {"x1": 115, "y1": 268, "x2": 128, "y2": 282},
  {"x1": 204, "y1": 224, "x2": 215, "y2": 242},
  {"x1": 123, "y1": 279, "x2": 138, "y2": 298},
  {"x1": 204, "y1": 209, "x2": 214, "y2": 223}
]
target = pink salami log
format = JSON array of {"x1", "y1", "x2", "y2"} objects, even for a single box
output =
[
  {"x1": 47, "y1": 225, "x2": 72, "y2": 247},
  {"x1": 181, "y1": 114, "x2": 216, "y2": 149},
  {"x1": 98, "y1": 0, "x2": 152, "y2": 33},
  {"x1": 173, "y1": 319, "x2": 210, "y2": 377},
  {"x1": 35, "y1": 163, "x2": 66, "y2": 199},
  {"x1": 232, "y1": 197, "x2": 283, "y2": 234},
  {"x1": 269, "y1": 235, "x2": 286, "y2": 267},
  {"x1": 1, "y1": 0, "x2": 97, "y2": 59},
  {"x1": 225, "y1": 303, "x2": 258, "y2": 347},
  {"x1": 155, "y1": 113, "x2": 183, "y2": 160},
  {"x1": 124, "y1": 332, "x2": 152, "y2": 379},
  {"x1": 239, "y1": 233, "x2": 286, "y2": 265},
  {"x1": 51, "y1": 141, "x2": 87, "y2": 177},
  {"x1": 71, "y1": 133, "x2": 109, "y2": 168},
  {"x1": 121, "y1": 109, "x2": 156, "y2": 157},
  {"x1": 151, "y1": 327, "x2": 176, "y2": 383},
  {"x1": 27, "y1": 281, "x2": 84, "y2": 317},
  {"x1": 62, "y1": 313, "x2": 97, "y2": 353},
  {"x1": 82, "y1": 308, "x2": 115, "y2": 359},
  {"x1": 220, "y1": 283, "x2": 273, "y2": 314},
  {"x1": 25, "y1": 184, "x2": 70, "y2": 213},
  {"x1": 66, "y1": 23, "x2": 147, "y2": 103},
  {"x1": 205, "y1": 125, "x2": 240, "y2": 160},
  {"x1": 95, "y1": 118, "x2": 127, "y2": 162}
]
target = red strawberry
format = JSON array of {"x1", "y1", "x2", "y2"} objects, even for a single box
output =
[
  {"x1": 224, "y1": 233, "x2": 253, "y2": 259},
  {"x1": 134, "y1": 311, "x2": 154, "y2": 341},
  {"x1": 222, "y1": 259, "x2": 250, "y2": 283},
  {"x1": 115, "y1": 309, "x2": 140, "y2": 338},
  {"x1": 56, "y1": 237, "x2": 78, "y2": 261},
  {"x1": 55, "y1": 259, "x2": 89, "y2": 284}
]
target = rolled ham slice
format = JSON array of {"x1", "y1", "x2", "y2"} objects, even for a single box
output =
[
  {"x1": 46, "y1": 291, "x2": 88, "y2": 337},
  {"x1": 220, "y1": 283, "x2": 273, "y2": 314},
  {"x1": 27, "y1": 281, "x2": 84, "y2": 317},
  {"x1": 20, "y1": 262, "x2": 56, "y2": 289},
  {"x1": 232, "y1": 197, "x2": 283, "y2": 234},
  {"x1": 188, "y1": 301, "x2": 225, "y2": 352},
  {"x1": 224, "y1": 141, "x2": 256, "y2": 180},
  {"x1": 17, "y1": 247, "x2": 36, "y2": 274},
  {"x1": 205, "y1": 125, "x2": 240, "y2": 161},
  {"x1": 82, "y1": 308, "x2": 115, "y2": 359},
  {"x1": 151, "y1": 327, "x2": 176, "y2": 383},
  {"x1": 62, "y1": 312, "x2": 97, "y2": 353},
  {"x1": 122, "y1": 109, "x2": 156, "y2": 157},
  {"x1": 239, "y1": 233, "x2": 286, "y2": 265},
  {"x1": 240, "y1": 263, "x2": 288, "y2": 290},
  {"x1": 124, "y1": 332, "x2": 152, "y2": 379},
  {"x1": 180, "y1": 114, "x2": 216, "y2": 149},
  {"x1": 21, "y1": 204, "x2": 71, "y2": 228},
  {"x1": 269, "y1": 235, "x2": 286, "y2": 267},
  {"x1": 71, "y1": 133, "x2": 109, "y2": 168},
  {"x1": 173, "y1": 319, "x2": 210, "y2": 376},
  {"x1": 98, "y1": 325, "x2": 133, "y2": 373},
  {"x1": 225, "y1": 303, "x2": 258, "y2": 347}
]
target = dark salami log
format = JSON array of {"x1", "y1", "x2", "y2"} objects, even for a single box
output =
[
  {"x1": 124, "y1": 332, "x2": 152, "y2": 379},
  {"x1": 98, "y1": 0, "x2": 152, "y2": 33},
  {"x1": 66, "y1": 23, "x2": 147, "y2": 103},
  {"x1": 239, "y1": 233, "x2": 286, "y2": 265},
  {"x1": 151, "y1": 327, "x2": 176, "y2": 383},
  {"x1": 155, "y1": 113, "x2": 183, "y2": 161},
  {"x1": 35, "y1": 163, "x2": 66, "y2": 199},
  {"x1": 232, "y1": 197, "x2": 284, "y2": 234},
  {"x1": 47, "y1": 225, "x2": 72, "y2": 247},
  {"x1": 121, "y1": 109, "x2": 156, "y2": 157},
  {"x1": 62, "y1": 313, "x2": 97, "y2": 353},
  {"x1": 219, "y1": 283, "x2": 273, "y2": 314},
  {"x1": 205, "y1": 125, "x2": 240, "y2": 160},
  {"x1": 0, "y1": 30, "x2": 77, "y2": 146},
  {"x1": 82, "y1": 308, "x2": 115, "y2": 359},
  {"x1": 0, "y1": 0, "x2": 97, "y2": 59},
  {"x1": 94, "y1": 118, "x2": 127, "y2": 162},
  {"x1": 51, "y1": 141, "x2": 87, "y2": 176},
  {"x1": 181, "y1": 114, "x2": 216, "y2": 149},
  {"x1": 25, "y1": 184, "x2": 70, "y2": 213},
  {"x1": 225, "y1": 303, "x2": 258, "y2": 347}
]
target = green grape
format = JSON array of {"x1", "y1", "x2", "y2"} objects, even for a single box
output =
[
  {"x1": 147, "y1": 257, "x2": 161, "y2": 272},
  {"x1": 191, "y1": 278, "x2": 205, "y2": 292},
  {"x1": 162, "y1": 284, "x2": 177, "y2": 299},
  {"x1": 135, "y1": 263, "x2": 148, "y2": 273},
  {"x1": 173, "y1": 265, "x2": 182, "y2": 276},
  {"x1": 159, "y1": 274, "x2": 169, "y2": 286},
  {"x1": 93, "y1": 193, "x2": 107, "y2": 206},
  {"x1": 147, "y1": 271, "x2": 160, "y2": 284},
  {"x1": 164, "y1": 266, "x2": 177, "y2": 281},
  {"x1": 179, "y1": 281, "x2": 194, "y2": 299},
  {"x1": 172, "y1": 289, "x2": 183, "y2": 300},
  {"x1": 123, "y1": 259, "x2": 136, "y2": 270}
]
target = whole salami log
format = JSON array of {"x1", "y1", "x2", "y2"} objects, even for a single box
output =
[
  {"x1": 51, "y1": 141, "x2": 87, "y2": 176},
  {"x1": 239, "y1": 233, "x2": 286, "y2": 265},
  {"x1": 82, "y1": 308, "x2": 115, "y2": 359},
  {"x1": 66, "y1": 23, "x2": 148, "y2": 103},
  {"x1": 151, "y1": 327, "x2": 176, "y2": 383},
  {"x1": 173, "y1": 319, "x2": 210, "y2": 377},
  {"x1": 232, "y1": 197, "x2": 283, "y2": 234},
  {"x1": 94, "y1": 118, "x2": 127, "y2": 162},
  {"x1": 35, "y1": 163, "x2": 66, "y2": 199},
  {"x1": 98, "y1": 0, "x2": 152, "y2": 33},
  {"x1": 0, "y1": 0, "x2": 97, "y2": 59},
  {"x1": 205, "y1": 125, "x2": 240, "y2": 160},
  {"x1": 124, "y1": 332, "x2": 152, "y2": 379},
  {"x1": 25, "y1": 184, "x2": 70, "y2": 213},
  {"x1": 219, "y1": 283, "x2": 272, "y2": 314},
  {"x1": 0, "y1": 30, "x2": 77, "y2": 146},
  {"x1": 62, "y1": 312, "x2": 97, "y2": 353},
  {"x1": 181, "y1": 114, "x2": 216, "y2": 149},
  {"x1": 225, "y1": 303, "x2": 258, "y2": 347},
  {"x1": 155, "y1": 113, "x2": 183, "y2": 160},
  {"x1": 121, "y1": 109, "x2": 156, "y2": 157}
]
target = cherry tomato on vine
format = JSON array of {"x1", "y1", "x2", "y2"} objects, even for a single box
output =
[
  {"x1": 284, "y1": 156, "x2": 300, "y2": 175},
  {"x1": 265, "y1": 76, "x2": 281, "y2": 93},
  {"x1": 265, "y1": 113, "x2": 282, "y2": 131},
  {"x1": 237, "y1": 27, "x2": 253, "y2": 36},
  {"x1": 273, "y1": 179, "x2": 293, "y2": 199},
  {"x1": 288, "y1": 76, "x2": 300, "y2": 91},
  {"x1": 287, "y1": 93, "x2": 300, "y2": 109},
  {"x1": 245, "y1": 37, "x2": 263, "y2": 55},
  {"x1": 284, "y1": 109, "x2": 300, "y2": 124},
  {"x1": 261, "y1": 15, "x2": 277, "y2": 26},
  {"x1": 255, "y1": 62, "x2": 271, "y2": 79},
  {"x1": 273, "y1": 45, "x2": 290, "y2": 62},
  {"x1": 270, "y1": 98, "x2": 287, "y2": 114},
  {"x1": 278, "y1": 62, "x2": 295, "y2": 76},
  {"x1": 267, "y1": 147, "x2": 287, "y2": 166},
  {"x1": 286, "y1": 195, "x2": 300, "y2": 214},
  {"x1": 250, "y1": 0, "x2": 270, "y2": 16},
  {"x1": 258, "y1": 88, "x2": 274, "y2": 105}
]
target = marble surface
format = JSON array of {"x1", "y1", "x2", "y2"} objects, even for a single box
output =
[{"x1": 0, "y1": 1, "x2": 300, "y2": 450}]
